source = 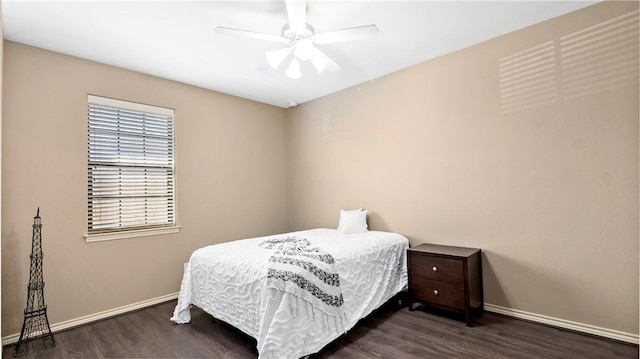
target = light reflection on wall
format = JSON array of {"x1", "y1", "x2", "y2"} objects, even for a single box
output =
[
  {"x1": 560, "y1": 10, "x2": 639, "y2": 99},
  {"x1": 499, "y1": 9, "x2": 639, "y2": 112},
  {"x1": 499, "y1": 40, "x2": 558, "y2": 112},
  {"x1": 321, "y1": 113, "x2": 333, "y2": 140}
]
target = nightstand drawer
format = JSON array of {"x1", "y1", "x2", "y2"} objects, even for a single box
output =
[
  {"x1": 409, "y1": 255, "x2": 463, "y2": 284},
  {"x1": 410, "y1": 278, "x2": 465, "y2": 310}
]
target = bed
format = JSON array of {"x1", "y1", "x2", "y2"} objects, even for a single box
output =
[{"x1": 171, "y1": 224, "x2": 409, "y2": 358}]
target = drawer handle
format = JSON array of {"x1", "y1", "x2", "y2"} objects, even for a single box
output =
[
  {"x1": 432, "y1": 266, "x2": 438, "y2": 272},
  {"x1": 433, "y1": 289, "x2": 439, "y2": 296}
]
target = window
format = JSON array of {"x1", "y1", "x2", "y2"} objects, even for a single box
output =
[{"x1": 86, "y1": 95, "x2": 178, "y2": 242}]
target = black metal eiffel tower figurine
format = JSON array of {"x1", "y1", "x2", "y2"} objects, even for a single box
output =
[{"x1": 14, "y1": 208, "x2": 56, "y2": 357}]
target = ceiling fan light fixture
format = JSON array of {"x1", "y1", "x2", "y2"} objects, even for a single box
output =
[
  {"x1": 285, "y1": 58, "x2": 302, "y2": 79},
  {"x1": 217, "y1": 0, "x2": 377, "y2": 79},
  {"x1": 266, "y1": 47, "x2": 292, "y2": 69}
]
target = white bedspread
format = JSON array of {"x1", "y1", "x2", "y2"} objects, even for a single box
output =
[{"x1": 171, "y1": 228, "x2": 408, "y2": 359}]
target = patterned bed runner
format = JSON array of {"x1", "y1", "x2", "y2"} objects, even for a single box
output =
[{"x1": 259, "y1": 237, "x2": 346, "y2": 318}]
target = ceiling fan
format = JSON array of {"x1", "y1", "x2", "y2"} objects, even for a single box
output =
[{"x1": 215, "y1": 0, "x2": 378, "y2": 79}]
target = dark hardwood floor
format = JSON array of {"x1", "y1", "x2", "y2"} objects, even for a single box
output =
[{"x1": 4, "y1": 300, "x2": 637, "y2": 358}]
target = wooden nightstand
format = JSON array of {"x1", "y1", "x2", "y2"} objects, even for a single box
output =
[{"x1": 407, "y1": 243, "x2": 483, "y2": 326}]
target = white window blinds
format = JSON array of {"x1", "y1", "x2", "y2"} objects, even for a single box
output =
[{"x1": 87, "y1": 95, "x2": 175, "y2": 234}]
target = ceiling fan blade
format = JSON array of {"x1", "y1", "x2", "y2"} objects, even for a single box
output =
[
  {"x1": 313, "y1": 24, "x2": 379, "y2": 44},
  {"x1": 286, "y1": 0, "x2": 306, "y2": 34},
  {"x1": 310, "y1": 48, "x2": 341, "y2": 74},
  {"x1": 215, "y1": 26, "x2": 288, "y2": 43}
]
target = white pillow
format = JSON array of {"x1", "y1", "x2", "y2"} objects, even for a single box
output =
[{"x1": 337, "y1": 209, "x2": 369, "y2": 234}]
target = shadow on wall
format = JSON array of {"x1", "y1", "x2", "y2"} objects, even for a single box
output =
[
  {"x1": 367, "y1": 211, "x2": 390, "y2": 233},
  {"x1": 481, "y1": 250, "x2": 512, "y2": 307},
  {"x1": 499, "y1": 9, "x2": 639, "y2": 113}
]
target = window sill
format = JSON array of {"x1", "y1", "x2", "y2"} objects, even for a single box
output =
[{"x1": 84, "y1": 226, "x2": 181, "y2": 243}]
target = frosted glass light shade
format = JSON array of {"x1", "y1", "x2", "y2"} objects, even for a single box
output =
[
  {"x1": 266, "y1": 47, "x2": 292, "y2": 69},
  {"x1": 294, "y1": 39, "x2": 315, "y2": 61},
  {"x1": 285, "y1": 58, "x2": 302, "y2": 79}
]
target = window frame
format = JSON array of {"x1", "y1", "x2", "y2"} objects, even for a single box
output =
[{"x1": 84, "y1": 95, "x2": 179, "y2": 242}]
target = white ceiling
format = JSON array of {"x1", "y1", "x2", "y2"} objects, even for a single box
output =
[{"x1": 2, "y1": 1, "x2": 598, "y2": 108}]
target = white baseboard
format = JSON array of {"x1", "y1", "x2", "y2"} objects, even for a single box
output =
[
  {"x1": 2, "y1": 292, "x2": 179, "y2": 346},
  {"x1": 484, "y1": 303, "x2": 639, "y2": 345}
]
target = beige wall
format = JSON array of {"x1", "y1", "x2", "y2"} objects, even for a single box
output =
[
  {"x1": 1, "y1": 42, "x2": 289, "y2": 336},
  {"x1": 288, "y1": 1, "x2": 639, "y2": 335}
]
